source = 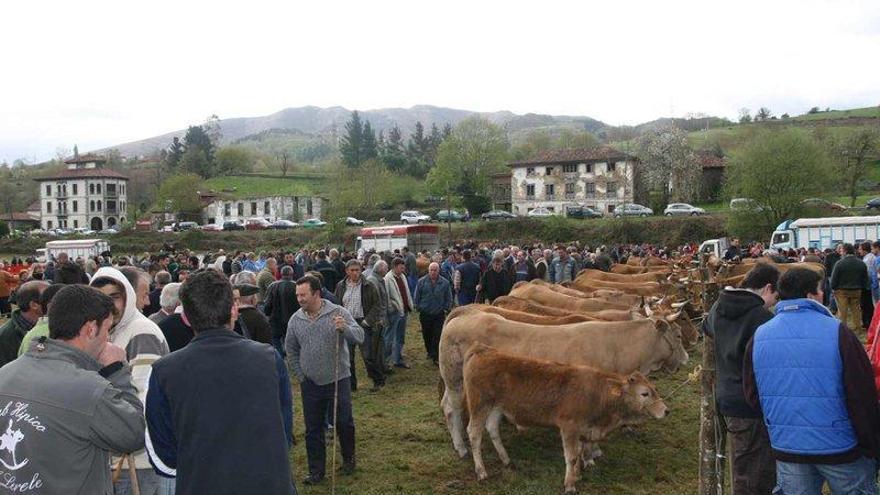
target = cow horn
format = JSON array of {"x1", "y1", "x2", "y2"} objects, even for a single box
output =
[
  {"x1": 644, "y1": 304, "x2": 654, "y2": 317},
  {"x1": 671, "y1": 301, "x2": 687, "y2": 309}
]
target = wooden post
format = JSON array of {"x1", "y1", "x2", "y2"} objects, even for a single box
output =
[{"x1": 698, "y1": 259, "x2": 721, "y2": 495}]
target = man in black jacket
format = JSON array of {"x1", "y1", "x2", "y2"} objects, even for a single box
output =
[
  {"x1": 704, "y1": 263, "x2": 779, "y2": 494},
  {"x1": 263, "y1": 265, "x2": 299, "y2": 356},
  {"x1": 146, "y1": 270, "x2": 295, "y2": 495},
  {"x1": 831, "y1": 243, "x2": 869, "y2": 332}
]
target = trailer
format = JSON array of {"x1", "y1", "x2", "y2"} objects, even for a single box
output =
[
  {"x1": 356, "y1": 224, "x2": 440, "y2": 255},
  {"x1": 770, "y1": 216, "x2": 880, "y2": 251},
  {"x1": 43, "y1": 239, "x2": 111, "y2": 262}
]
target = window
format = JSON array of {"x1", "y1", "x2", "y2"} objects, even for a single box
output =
[
  {"x1": 237, "y1": 203, "x2": 244, "y2": 216},
  {"x1": 224, "y1": 203, "x2": 231, "y2": 216},
  {"x1": 73, "y1": 184, "x2": 78, "y2": 195},
  {"x1": 584, "y1": 182, "x2": 596, "y2": 195},
  {"x1": 121, "y1": 184, "x2": 125, "y2": 195},
  {"x1": 46, "y1": 202, "x2": 52, "y2": 213},
  {"x1": 307, "y1": 199, "x2": 313, "y2": 216},
  {"x1": 72, "y1": 201, "x2": 78, "y2": 213},
  {"x1": 545, "y1": 166, "x2": 554, "y2": 175},
  {"x1": 97, "y1": 200, "x2": 102, "y2": 211},
  {"x1": 586, "y1": 163, "x2": 593, "y2": 173},
  {"x1": 96, "y1": 184, "x2": 101, "y2": 194},
  {"x1": 46, "y1": 220, "x2": 52, "y2": 229},
  {"x1": 607, "y1": 162, "x2": 617, "y2": 172},
  {"x1": 565, "y1": 182, "x2": 575, "y2": 194},
  {"x1": 251, "y1": 202, "x2": 257, "y2": 215},
  {"x1": 526, "y1": 184, "x2": 536, "y2": 197},
  {"x1": 73, "y1": 220, "x2": 78, "y2": 228},
  {"x1": 607, "y1": 182, "x2": 618, "y2": 198},
  {"x1": 264, "y1": 201, "x2": 270, "y2": 215},
  {"x1": 563, "y1": 164, "x2": 577, "y2": 174},
  {"x1": 545, "y1": 184, "x2": 555, "y2": 197},
  {"x1": 46, "y1": 185, "x2": 51, "y2": 196},
  {"x1": 90, "y1": 200, "x2": 95, "y2": 212},
  {"x1": 526, "y1": 167, "x2": 535, "y2": 175},
  {"x1": 90, "y1": 183, "x2": 95, "y2": 194}
]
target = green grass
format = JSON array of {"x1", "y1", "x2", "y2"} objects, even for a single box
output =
[
  {"x1": 791, "y1": 106, "x2": 880, "y2": 122},
  {"x1": 202, "y1": 175, "x2": 328, "y2": 199},
  {"x1": 291, "y1": 316, "x2": 702, "y2": 494}
]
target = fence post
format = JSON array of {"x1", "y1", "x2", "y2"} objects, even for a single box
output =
[{"x1": 698, "y1": 260, "x2": 721, "y2": 495}]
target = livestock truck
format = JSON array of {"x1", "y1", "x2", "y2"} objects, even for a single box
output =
[
  {"x1": 40, "y1": 239, "x2": 111, "y2": 262},
  {"x1": 355, "y1": 224, "x2": 440, "y2": 256},
  {"x1": 770, "y1": 216, "x2": 880, "y2": 251}
]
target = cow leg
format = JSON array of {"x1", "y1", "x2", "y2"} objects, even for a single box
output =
[
  {"x1": 441, "y1": 388, "x2": 469, "y2": 458},
  {"x1": 561, "y1": 428, "x2": 581, "y2": 494},
  {"x1": 486, "y1": 408, "x2": 511, "y2": 467},
  {"x1": 467, "y1": 409, "x2": 489, "y2": 481}
]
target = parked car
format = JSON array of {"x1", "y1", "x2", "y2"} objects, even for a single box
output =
[
  {"x1": 867, "y1": 197, "x2": 880, "y2": 210},
  {"x1": 346, "y1": 217, "x2": 365, "y2": 226},
  {"x1": 566, "y1": 205, "x2": 603, "y2": 219},
  {"x1": 73, "y1": 227, "x2": 96, "y2": 235},
  {"x1": 729, "y1": 197, "x2": 765, "y2": 212},
  {"x1": 481, "y1": 210, "x2": 516, "y2": 221},
  {"x1": 527, "y1": 207, "x2": 554, "y2": 218},
  {"x1": 160, "y1": 225, "x2": 175, "y2": 233},
  {"x1": 613, "y1": 204, "x2": 653, "y2": 218},
  {"x1": 663, "y1": 203, "x2": 706, "y2": 216},
  {"x1": 175, "y1": 221, "x2": 199, "y2": 231},
  {"x1": 270, "y1": 219, "x2": 299, "y2": 229},
  {"x1": 436, "y1": 209, "x2": 469, "y2": 222},
  {"x1": 200, "y1": 224, "x2": 223, "y2": 232},
  {"x1": 245, "y1": 218, "x2": 272, "y2": 230},
  {"x1": 302, "y1": 218, "x2": 327, "y2": 229},
  {"x1": 98, "y1": 228, "x2": 120, "y2": 235},
  {"x1": 400, "y1": 210, "x2": 431, "y2": 224},
  {"x1": 223, "y1": 220, "x2": 245, "y2": 231}
]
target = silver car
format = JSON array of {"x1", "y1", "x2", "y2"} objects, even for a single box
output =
[
  {"x1": 663, "y1": 203, "x2": 706, "y2": 216},
  {"x1": 613, "y1": 204, "x2": 654, "y2": 217}
]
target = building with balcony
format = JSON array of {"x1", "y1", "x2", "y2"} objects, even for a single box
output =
[
  {"x1": 507, "y1": 146, "x2": 638, "y2": 216},
  {"x1": 34, "y1": 153, "x2": 129, "y2": 231}
]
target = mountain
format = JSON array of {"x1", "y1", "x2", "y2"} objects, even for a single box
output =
[{"x1": 97, "y1": 105, "x2": 609, "y2": 158}]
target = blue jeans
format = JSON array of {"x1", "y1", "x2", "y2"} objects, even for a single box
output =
[
  {"x1": 114, "y1": 468, "x2": 175, "y2": 495},
  {"x1": 301, "y1": 377, "x2": 355, "y2": 478},
  {"x1": 774, "y1": 456, "x2": 877, "y2": 495},
  {"x1": 384, "y1": 312, "x2": 407, "y2": 365}
]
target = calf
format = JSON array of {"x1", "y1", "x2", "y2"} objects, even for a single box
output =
[{"x1": 462, "y1": 344, "x2": 668, "y2": 494}]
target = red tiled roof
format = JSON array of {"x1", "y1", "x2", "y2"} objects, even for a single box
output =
[
  {"x1": 508, "y1": 146, "x2": 634, "y2": 166},
  {"x1": 33, "y1": 168, "x2": 129, "y2": 181},
  {"x1": 63, "y1": 153, "x2": 107, "y2": 164},
  {"x1": 697, "y1": 152, "x2": 726, "y2": 169}
]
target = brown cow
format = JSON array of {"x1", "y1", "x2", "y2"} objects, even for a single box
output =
[
  {"x1": 509, "y1": 283, "x2": 633, "y2": 312},
  {"x1": 569, "y1": 277, "x2": 669, "y2": 297},
  {"x1": 439, "y1": 311, "x2": 687, "y2": 458},
  {"x1": 492, "y1": 295, "x2": 641, "y2": 322},
  {"x1": 446, "y1": 304, "x2": 596, "y2": 325},
  {"x1": 463, "y1": 344, "x2": 668, "y2": 493},
  {"x1": 577, "y1": 268, "x2": 669, "y2": 284},
  {"x1": 611, "y1": 264, "x2": 671, "y2": 274}
]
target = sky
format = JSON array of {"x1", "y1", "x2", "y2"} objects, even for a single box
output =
[{"x1": 2, "y1": 0, "x2": 879, "y2": 163}]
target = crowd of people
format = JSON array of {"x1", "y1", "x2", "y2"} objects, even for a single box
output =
[{"x1": 2, "y1": 235, "x2": 880, "y2": 494}]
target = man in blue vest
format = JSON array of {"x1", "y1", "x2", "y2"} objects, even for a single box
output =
[{"x1": 744, "y1": 268, "x2": 880, "y2": 494}]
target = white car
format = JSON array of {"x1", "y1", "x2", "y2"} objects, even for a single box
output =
[
  {"x1": 73, "y1": 227, "x2": 96, "y2": 235},
  {"x1": 663, "y1": 203, "x2": 706, "y2": 216},
  {"x1": 400, "y1": 210, "x2": 431, "y2": 224},
  {"x1": 527, "y1": 207, "x2": 554, "y2": 218}
]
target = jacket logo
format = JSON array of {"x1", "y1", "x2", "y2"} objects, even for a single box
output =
[{"x1": 0, "y1": 419, "x2": 29, "y2": 471}]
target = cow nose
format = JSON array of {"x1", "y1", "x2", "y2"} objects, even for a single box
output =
[{"x1": 664, "y1": 409, "x2": 670, "y2": 417}]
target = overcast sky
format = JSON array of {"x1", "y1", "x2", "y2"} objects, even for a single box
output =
[{"x1": 2, "y1": 0, "x2": 879, "y2": 163}]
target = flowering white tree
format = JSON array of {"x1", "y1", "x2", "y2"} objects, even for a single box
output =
[{"x1": 637, "y1": 126, "x2": 700, "y2": 204}]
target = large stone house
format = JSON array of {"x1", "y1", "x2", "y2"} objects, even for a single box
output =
[
  {"x1": 34, "y1": 154, "x2": 129, "y2": 231},
  {"x1": 507, "y1": 146, "x2": 638, "y2": 215},
  {"x1": 202, "y1": 195, "x2": 326, "y2": 225}
]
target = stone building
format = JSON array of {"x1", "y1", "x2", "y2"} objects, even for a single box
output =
[
  {"x1": 202, "y1": 195, "x2": 326, "y2": 225},
  {"x1": 34, "y1": 154, "x2": 129, "y2": 231},
  {"x1": 507, "y1": 146, "x2": 638, "y2": 216}
]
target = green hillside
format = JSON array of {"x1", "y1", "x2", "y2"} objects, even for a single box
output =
[
  {"x1": 791, "y1": 106, "x2": 880, "y2": 122},
  {"x1": 201, "y1": 174, "x2": 330, "y2": 199}
]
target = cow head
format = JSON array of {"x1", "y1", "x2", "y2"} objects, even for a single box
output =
[
  {"x1": 623, "y1": 372, "x2": 668, "y2": 419},
  {"x1": 651, "y1": 316, "x2": 689, "y2": 372}
]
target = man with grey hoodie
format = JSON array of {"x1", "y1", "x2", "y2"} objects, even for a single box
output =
[
  {"x1": 90, "y1": 267, "x2": 171, "y2": 494},
  {"x1": 0, "y1": 284, "x2": 145, "y2": 494}
]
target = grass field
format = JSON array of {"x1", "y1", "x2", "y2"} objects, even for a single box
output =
[
  {"x1": 202, "y1": 175, "x2": 328, "y2": 199},
  {"x1": 290, "y1": 316, "x2": 702, "y2": 495},
  {"x1": 791, "y1": 106, "x2": 880, "y2": 122}
]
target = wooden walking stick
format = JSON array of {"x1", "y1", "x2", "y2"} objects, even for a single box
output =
[{"x1": 111, "y1": 454, "x2": 140, "y2": 495}]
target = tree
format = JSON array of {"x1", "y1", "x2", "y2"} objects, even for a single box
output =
[
  {"x1": 157, "y1": 173, "x2": 203, "y2": 218},
  {"x1": 339, "y1": 111, "x2": 365, "y2": 168},
  {"x1": 277, "y1": 150, "x2": 292, "y2": 177},
  {"x1": 379, "y1": 125, "x2": 407, "y2": 173},
  {"x1": 166, "y1": 137, "x2": 184, "y2": 169},
  {"x1": 724, "y1": 129, "x2": 831, "y2": 237},
  {"x1": 204, "y1": 114, "x2": 223, "y2": 146},
  {"x1": 755, "y1": 107, "x2": 772, "y2": 121},
  {"x1": 361, "y1": 121, "x2": 378, "y2": 161},
  {"x1": 637, "y1": 126, "x2": 701, "y2": 205},
  {"x1": 738, "y1": 108, "x2": 752, "y2": 124},
  {"x1": 183, "y1": 125, "x2": 215, "y2": 164},
  {"x1": 808, "y1": 106, "x2": 821, "y2": 114},
  {"x1": 214, "y1": 146, "x2": 253, "y2": 175},
  {"x1": 834, "y1": 129, "x2": 879, "y2": 207},
  {"x1": 179, "y1": 146, "x2": 211, "y2": 178},
  {"x1": 442, "y1": 123, "x2": 453, "y2": 140},
  {"x1": 427, "y1": 118, "x2": 509, "y2": 215},
  {"x1": 558, "y1": 129, "x2": 599, "y2": 149}
]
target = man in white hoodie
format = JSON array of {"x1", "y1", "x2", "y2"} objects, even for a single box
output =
[{"x1": 90, "y1": 266, "x2": 172, "y2": 495}]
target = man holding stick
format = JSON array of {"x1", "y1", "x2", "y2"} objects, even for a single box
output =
[{"x1": 286, "y1": 274, "x2": 364, "y2": 486}]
